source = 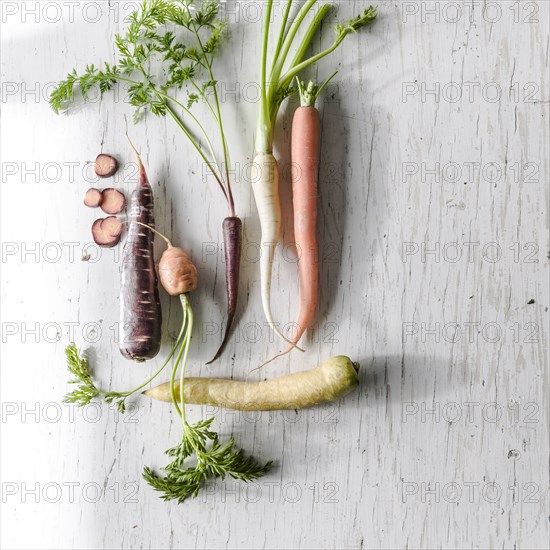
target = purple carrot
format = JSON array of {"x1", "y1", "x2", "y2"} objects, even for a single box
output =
[
  {"x1": 119, "y1": 140, "x2": 162, "y2": 362},
  {"x1": 206, "y1": 216, "x2": 242, "y2": 364}
]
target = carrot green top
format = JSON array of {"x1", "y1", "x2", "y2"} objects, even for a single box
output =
[
  {"x1": 50, "y1": 0, "x2": 237, "y2": 216},
  {"x1": 256, "y1": 0, "x2": 378, "y2": 153},
  {"x1": 296, "y1": 72, "x2": 339, "y2": 108}
]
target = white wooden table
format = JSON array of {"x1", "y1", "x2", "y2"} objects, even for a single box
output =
[{"x1": 1, "y1": 1, "x2": 548, "y2": 548}]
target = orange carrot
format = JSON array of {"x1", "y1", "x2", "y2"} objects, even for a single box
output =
[
  {"x1": 289, "y1": 101, "x2": 321, "y2": 347},
  {"x1": 263, "y1": 76, "x2": 336, "y2": 366}
]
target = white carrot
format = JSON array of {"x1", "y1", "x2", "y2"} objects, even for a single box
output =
[
  {"x1": 252, "y1": 153, "x2": 302, "y2": 348},
  {"x1": 144, "y1": 355, "x2": 359, "y2": 411}
]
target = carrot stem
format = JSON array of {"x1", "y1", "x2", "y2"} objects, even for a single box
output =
[
  {"x1": 182, "y1": 1, "x2": 235, "y2": 216},
  {"x1": 124, "y1": 117, "x2": 145, "y2": 176},
  {"x1": 134, "y1": 222, "x2": 172, "y2": 248},
  {"x1": 169, "y1": 296, "x2": 189, "y2": 420},
  {"x1": 115, "y1": 75, "x2": 227, "y2": 194},
  {"x1": 272, "y1": 0, "x2": 293, "y2": 64},
  {"x1": 296, "y1": 71, "x2": 338, "y2": 107},
  {"x1": 280, "y1": 7, "x2": 378, "y2": 88},
  {"x1": 164, "y1": 104, "x2": 229, "y2": 202},
  {"x1": 286, "y1": 3, "x2": 332, "y2": 73},
  {"x1": 153, "y1": 90, "x2": 226, "y2": 192},
  {"x1": 261, "y1": 0, "x2": 273, "y2": 133},
  {"x1": 179, "y1": 295, "x2": 193, "y2": 426},
  {"x1": 268, "y1": 0, "x2": 318, "y2": 99}
]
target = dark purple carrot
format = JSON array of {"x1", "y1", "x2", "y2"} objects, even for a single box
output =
[
  {"x1": 206, "y1": 216, "x2": 242, "y2": 364},
  {"x1": 119, "y1": 139, "x2": 162, "y2": 362}
]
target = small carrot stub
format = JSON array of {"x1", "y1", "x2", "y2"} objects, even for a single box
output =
[
  {"x1": 144, "y1": 356, "x2": 359, "y2": 411},
  {"x1": 95, "y1": 154, "x2": 118, "y2": 178},
  {"x1": 159, "y1": 246, "x2": 198, "y2": 296},
  {"x1": 84, "y1": 188, "x2": 103, "y2": 208}
]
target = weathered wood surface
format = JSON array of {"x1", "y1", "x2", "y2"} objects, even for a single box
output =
[{"x1": 1, "y1": 1, "x2": 548, "y2": 548}]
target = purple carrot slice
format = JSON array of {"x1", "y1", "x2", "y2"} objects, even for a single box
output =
[
  {"x1": 101, "y1": 216, "x2": 123, "y2": 238},
  {"x1": 95, "y1": 154, "x2": 118, "y2": 178},
  {"x1": 100, "y1": 188, "x2": 126, "y2": 215},
  {"x1": 92, "y1": 218, "x2": 121, "y2": 248},
  {"x1": 84, "y1": 188, "x2": 103, "y2": 208}
]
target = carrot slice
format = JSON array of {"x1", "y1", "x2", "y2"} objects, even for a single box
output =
[
  {"x1": 101, "y1": 216, "x2": 123, "y2": 238},
  {"x1": 84, "y1": 188, "x2": 103, "y2": 208},
  {"x1": 95, "y1": 154, "x2": 118, "y2": 178},
  {"x1": 92, "y1": 218, "x2": 121, "y2": 247},
  {"x1": 100, "y1": 188, "x2": 126, "y2": 215}
]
